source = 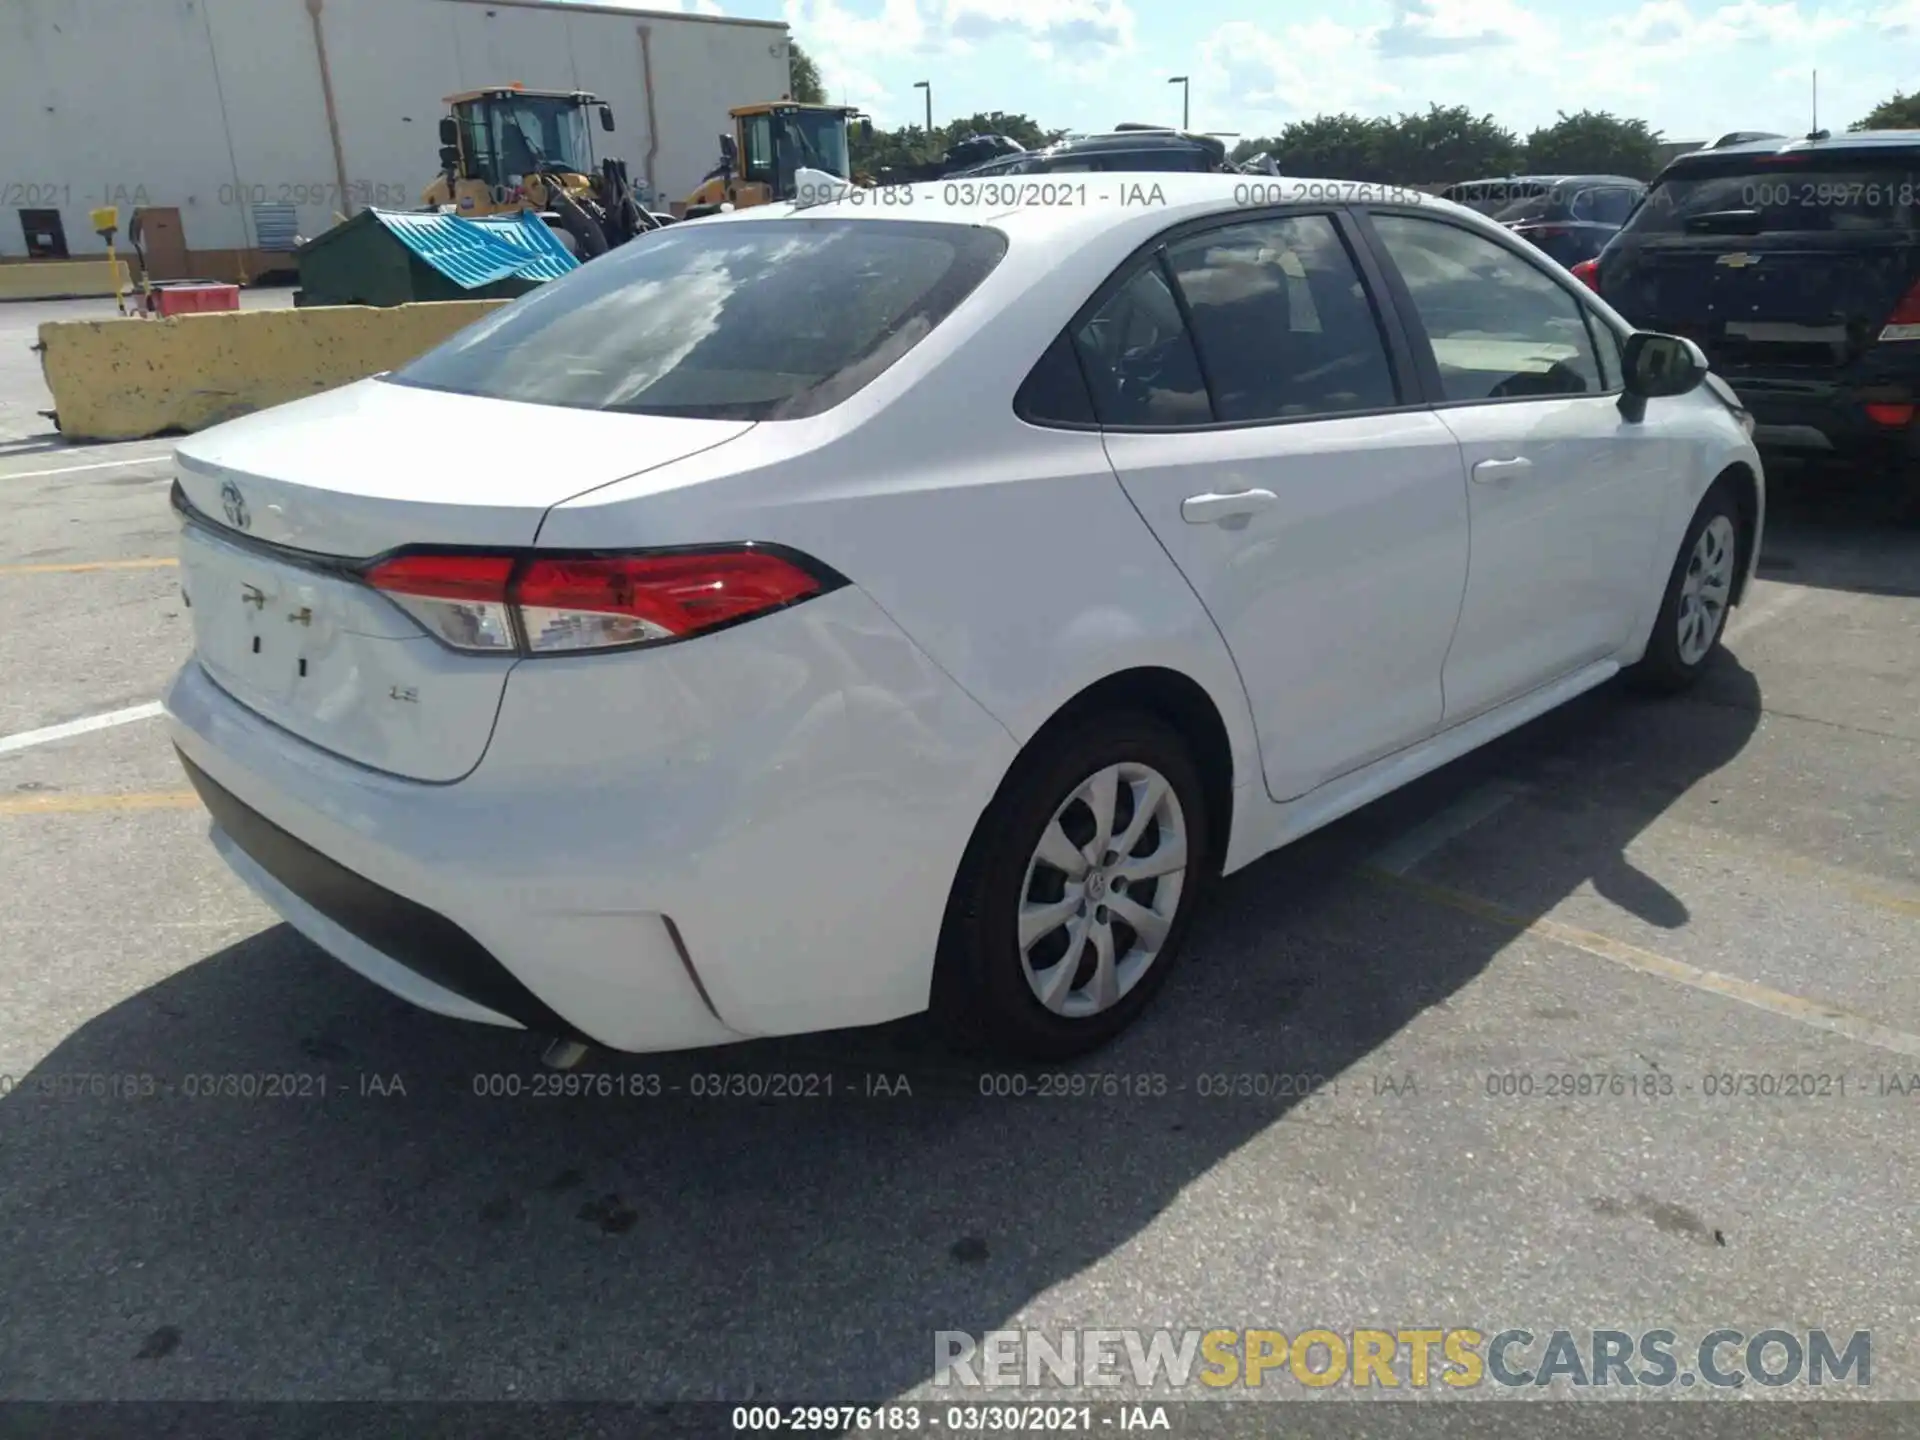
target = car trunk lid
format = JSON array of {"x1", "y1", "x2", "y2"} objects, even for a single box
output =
[
  {"x1": 172, "y1": 377, "x2": 753, "y2": 781},
  {"x1": 1604, "y1": 235, "x2": 1920, "y2": 373}
]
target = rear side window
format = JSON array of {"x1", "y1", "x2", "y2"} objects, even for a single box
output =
[
  {"x1": 388, "y1": 219, "x2": 1009, "y2": 421},
  {"x1": 1623, "y1": 162, "x2": 1920, "y2": 237},
  {"x1": 1163, "y1": 215, "x2": 1398, "y2": 421},
  {"x1": 1574, "y1": 187, "x2": 1640, "y2": 226},
  {"x1": 1071, "y1": 262, "x2": 1212, "y2": 426},
  {"x1": 1016, "y1": 332, "x2": 1096, "y2": 425}
]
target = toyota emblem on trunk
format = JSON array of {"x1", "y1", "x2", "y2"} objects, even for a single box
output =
[{"x1": 220, "y1": 481, "x2": 250, "y2": 530}]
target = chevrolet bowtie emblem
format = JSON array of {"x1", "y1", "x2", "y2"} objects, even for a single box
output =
[{"x1": 1716, "y1": 253, "x2": 1760, "y2": 268}]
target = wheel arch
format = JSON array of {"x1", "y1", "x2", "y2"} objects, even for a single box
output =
[
  {"x1": 1719, "y1": 459, "x2": 1762, "y2": 606},
  {"x1": 981, "y1": 666, "x2": 1238, "y2": 882}
]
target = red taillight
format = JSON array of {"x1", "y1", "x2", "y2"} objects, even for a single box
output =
[
  {"x1": 1570, "y1": 257, "x2": 1601, "y2": 292},
  {"x1": 366, "y1": 546, "x2": 833, "y2": 654},
  {"x1": 1880, "y1": 277, "x2": 1920, "y2": 342},
  {"x1": 366, "y1": 553, "x2": 517, "y2": 651},
  {"x1": 365, "y1": 553, "x2": 514, "y2": 602},
  {"x1": 514, "y1": 551, "x2": 828, "y2": 653},
  {"x1": 1864, "y1": 402, "x2": 1915, "y2": 427}
]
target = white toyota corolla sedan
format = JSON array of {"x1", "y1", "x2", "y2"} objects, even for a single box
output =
[{"x1": 164, "y1": 174, "x2": 1763, "y2": 1061}]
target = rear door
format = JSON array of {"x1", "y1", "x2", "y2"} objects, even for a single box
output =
[
  {"x1": 1358, "y1": 206, "x2": 1673, "y2": 721},
  {"x1": 1598, "y1": 151, "x2": 1920, "y2": 377},
  {"x1": 1083, "y1": 209, "x2": 1472, "y2": 801}
]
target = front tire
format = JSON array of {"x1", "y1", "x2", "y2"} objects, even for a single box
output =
[
  {"x1": 932, "y1": 712, "x2": 1210, "y2": 1061},
  {"x1": 1627, "y1": 480, "x2": 1742, "y2": 694}
]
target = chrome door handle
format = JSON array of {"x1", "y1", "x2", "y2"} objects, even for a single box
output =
[
  {"x1": 1471, "y1": 457, "x2": 1533, "y2": 483},
  {"x1": 1181, "y1": 489, "x2": 1279, "y2": 524}
]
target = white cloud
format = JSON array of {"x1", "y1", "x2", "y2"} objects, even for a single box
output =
[
  {"x1": 1198, "y1": 18, "x2": 1397, "y2": 122},
  {"x1": 1375, "y1": 0, "x2": 1551, "y2": 59},
  {"x1": 784, "y1": 0, "x2": 938, "y2": 108},
  {"x1": 943, "y1": 0, "x2": 1136, "y2": 60}
]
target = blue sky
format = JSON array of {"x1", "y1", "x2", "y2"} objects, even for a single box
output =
[{"x1": 580, "y1": 0, "x2": 1919, "y2": 143}]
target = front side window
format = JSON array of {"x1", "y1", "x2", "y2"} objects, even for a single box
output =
[
  {"x1": 389, "y1": 219, "x2": 1008, "y2": 421},
  {"x1": 1071, "y1": 262, "x2": 1211, "y2": 426},
  {"x1": 1163, "y1": 215, "x2": 1398, "y2": 422},
  {"x1": 1370, "y1": 212, "x2": 1604, "y2": 403}
]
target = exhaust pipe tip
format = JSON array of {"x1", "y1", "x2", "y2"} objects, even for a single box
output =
[{"x1": 541, "y1": 1037, "x2": 591, "y2": 1071}]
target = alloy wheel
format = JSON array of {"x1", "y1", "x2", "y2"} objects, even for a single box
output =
[
  {"x1": 1016, "y1": 762, "x2": 1189, "y2": 1019},
  {"x1": 1677, "y1": 514, "x2": 1736, "y2": 666}
]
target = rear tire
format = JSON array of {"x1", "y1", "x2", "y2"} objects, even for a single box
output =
[
  {"x1": 1627, "y1": 479, "x2": 1742, "y2": 695},
  {"x1": 932, "y1": 712, "x2": 1210, "y2": 1061}
]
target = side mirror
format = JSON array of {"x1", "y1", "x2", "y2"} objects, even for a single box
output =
[
  {"x1": 600, "y1": 105, "x2": 615, "y2": 132},
  {"x1": 719, "y1": 132, "x2": 738, "y2": 165},
  {"x1": 438, "y1": 145, "x2": 461, "y2": 171},
  {"x1": 857, "y1": 118, "x2": 873, "y2": 143},
  {"x1": 1619, "y1": 331, "x2": 1707, "y2": 421},
  {"x1": 439, "y1": 117, "x2": 458, "y2": 146}
]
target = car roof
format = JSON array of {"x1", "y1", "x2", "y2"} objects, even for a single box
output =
[
  {"x1": 1446, "y1": 174, "x2": 1643, "y2": 189},
  {"x1": 1664, "y1": 129, "x2": 1920, "y2": 167}
]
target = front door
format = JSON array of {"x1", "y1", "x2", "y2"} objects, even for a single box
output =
[
  {"x1": 1360, "y1": 207, "x2": 1670, "y2": 723},
  {"x1": 1081, "y1": 211, "x2": 1472, "y2": 801}
]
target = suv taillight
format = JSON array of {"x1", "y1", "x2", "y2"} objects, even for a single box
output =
[
  {"x1": 1570, "y1": 257, "x2": 1601, "y2": 292},
  {"x1": 365, "y1": 546, "x2": 841, "y2": 655},
  {"x1": 1880, "y1": 276, "x2": 1920, "y2": 342}
]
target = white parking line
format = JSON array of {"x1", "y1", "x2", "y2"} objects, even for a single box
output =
[
  {"x1": 0, "y1": 454, "x2": 174, "y2": 482},
  {"x1": 1368, "y1": 781, "x2": 1525, "y2": 877},
  {"x1": 0, "y1": 702, "x2": 164, "y2": 757}
]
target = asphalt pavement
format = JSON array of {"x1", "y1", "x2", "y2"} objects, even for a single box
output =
[{"x1": 0, "y1": 363, "x2": 1916, "y2": 1435}]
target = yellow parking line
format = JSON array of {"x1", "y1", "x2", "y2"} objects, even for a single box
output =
[
  {"x1": 1642, "y1": 816, "x2": 1920, "y2": 922},
  {"x1": 0, "y1": 557, "x2": 178, "y2": 576},
  {"x1": 1365, "y1": 865, "x2": 1920, "y2": 1060},
  {"x1": 0, "y1": 791, "x2": 200, "y2": 816}
]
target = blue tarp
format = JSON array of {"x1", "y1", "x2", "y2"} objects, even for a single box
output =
[{"x1": 366, "y1": 207, "x2": 580, "y2": 289}]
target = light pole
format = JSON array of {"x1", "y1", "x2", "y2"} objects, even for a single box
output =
[
  {"x1": 1168, "y1": 75, "x2": 1188, "y2": 131},
  {"x1": 913, "y1": 80, "x2": 932, "y2": 138}
]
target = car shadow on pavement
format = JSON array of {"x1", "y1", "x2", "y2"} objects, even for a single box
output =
[
  {"x1": 1758, "y1": 467, "x2": 1920, "y2": 599},
  {"x1": 0, "y1": 662, "x2": 1761, "y2": 1404}
]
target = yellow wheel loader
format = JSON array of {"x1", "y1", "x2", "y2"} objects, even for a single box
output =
[
  {"x1": 681, "y1": 102, "x2": 874, "y2": 218},
  {"x1": 423, "y1": 84, "x2": 665, "y2": 255}
]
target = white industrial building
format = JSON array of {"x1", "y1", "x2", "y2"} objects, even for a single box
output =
[{"x1": 0, "y1": 0, "x2": 789, "y2": 271}]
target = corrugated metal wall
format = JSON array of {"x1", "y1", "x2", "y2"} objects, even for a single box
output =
[{"x1": 0, "y1": 0, "x2": 789, "y2": 258}]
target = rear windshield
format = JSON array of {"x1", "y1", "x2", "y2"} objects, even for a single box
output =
[
  {"x1": 387, "y1": 218, "x2": 1009, "y2": 420},
  {"x1": 1622, "y1": 161, "x2": 1920, "y2": 238}
]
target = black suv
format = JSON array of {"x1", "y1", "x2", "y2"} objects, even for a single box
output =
[
  {"x1": 1437, "y1": 174, "x2": 1647, "y2": 267},
  {"x1": 946, "y1": 128, "x2": 1236, "y2": 178},
  {"x1": 1588, "y1": 131, "x2": 1920, "y2": 488}
]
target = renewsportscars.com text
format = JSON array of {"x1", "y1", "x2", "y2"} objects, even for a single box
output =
[{"x1": 934, "y1": 1327, "x2": 1871, "y2": 1390}]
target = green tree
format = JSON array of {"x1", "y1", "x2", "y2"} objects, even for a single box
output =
[
  {"x1": 788, "y1": 40, "x2": 826, "y2": 104},
  {"x1": 938, "y1": 112, "x2": 1054, "y2": 150},
  {"x1": 1850, "y1": 91, "x2": 1920, "y2": 131},
  {"x1": 1242, "y1": 114, "x2": 1392, "y2": 181},
  {"x1": 1374, "y1": 103, "x2": 1523, "y2": 184},
  {"x1": 1523, "y1": 109, "x2": 1662, "y2": 179}
]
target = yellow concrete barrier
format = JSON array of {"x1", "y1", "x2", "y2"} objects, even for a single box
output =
[
  {"x1": 37, "y1": 300, "x2": 510, "y2": 442},
  {"x1": 0, "y1": 258, "x2": 133, "y2": 301}
]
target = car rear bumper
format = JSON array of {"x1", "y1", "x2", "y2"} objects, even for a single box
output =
[
  {"x1": 165, "y1": 584, "x2": 1020, "y2": 1054},
  {"x1": 1721, "y1": 372, "x2": 1920, "y2": 468}
]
